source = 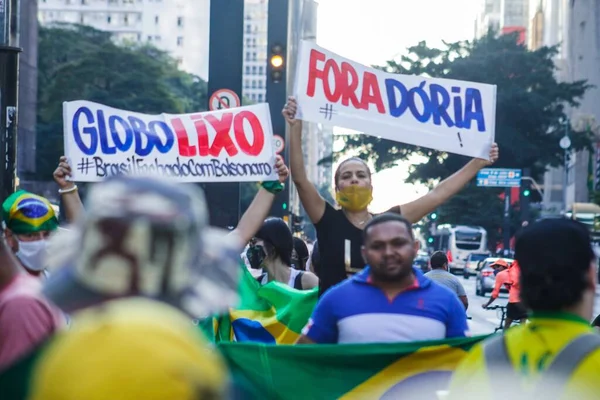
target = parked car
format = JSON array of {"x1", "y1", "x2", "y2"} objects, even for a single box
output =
[
  {"x1": 413, "y1": 251, "x2": 430, "y2": 274},
  {"x1": 475, "y1": 257, "x2": 514, "y2": 296},
  {"x1": 463, "y1": 252, "x2": 491, "y2": 279}
]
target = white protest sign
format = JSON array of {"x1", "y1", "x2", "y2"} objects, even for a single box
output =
[
  {"x1": 294, "y1": 41, "x2": 497, "y2": 160},
  {"x1": 63, "y1": 101, "x2": 278, "y2": 182}
]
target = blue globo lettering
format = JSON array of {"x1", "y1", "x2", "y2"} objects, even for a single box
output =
[
  {"x1": 72, "y1": 107, "x2": 98, "y2": 155},
  {"x1": 148, "y1": 121, "x2": 175, "y2": 153},
  {"x1": 97, "y1": 110, "x2": 116, "y2": 155},
  {"x1": 128, "y1": 116, "x2": 154, "y2": 157},
  {"x1": 70, "y1": 107, "x2": 175, "y2": 157},
  {"x1": 108, "y1": 115, "x2": 133, "y2": 151}
]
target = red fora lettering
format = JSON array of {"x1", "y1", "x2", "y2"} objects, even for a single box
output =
[
  {"x1": 306, "y1": 49, "x2": 386, "y2": 114},
  {"x1": 171, "y1": 111, "x2": 266, "y2": 158}
]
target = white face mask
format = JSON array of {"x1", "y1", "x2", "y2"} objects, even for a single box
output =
[{"x1": 16, "y1": 239, "x2": 49, "y2": 272}]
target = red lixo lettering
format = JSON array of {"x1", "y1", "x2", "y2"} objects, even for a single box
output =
[
  {"x1": 233, "y1": 111, "x2": 264, "y2": 156},
  {"x1": 190, "y1": 114, "x2": 210, "y2": 156},
  {"x1": 170, "y1": 117, "x2": 196, "y2": 157},
  {"x1": 340, "y1": 62, "x2": 361, "y2": 108},
  {"x1": 204, "y1": 113, "x2": 238, "y2": 157},
  {"x1": 360, "y1": 72, "x2": 386, "y2": 114},
  {"x1": 306, "y1": 49, "x2": 326, "y2": 97},
  {"x1": 324, "y1": 59, "x2": 342, "y2": 102}
]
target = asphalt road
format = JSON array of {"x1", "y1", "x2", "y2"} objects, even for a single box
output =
[{"x1": 460, "y1": 275, "x2": 600, "y2": 335}]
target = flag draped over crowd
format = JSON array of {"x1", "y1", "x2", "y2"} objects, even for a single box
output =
[{"x1": 220, "y1": 337, "x2": 487, "y2": 399}]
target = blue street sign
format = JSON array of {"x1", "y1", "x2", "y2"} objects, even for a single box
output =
[{"x1": 476, "y1": 168, "x2": 522, "y2": 188}]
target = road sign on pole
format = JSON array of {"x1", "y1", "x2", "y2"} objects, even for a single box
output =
[
  {"x1": 476, "y1": 168, "x2": 522, "y2": 188},
  {"x1": 209, "y1": 89, "x2": 241, "y2": 111}
]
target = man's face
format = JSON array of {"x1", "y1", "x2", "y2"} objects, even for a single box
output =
[
  {"x1": 5, "y1": 228, "x2": 51, "y2": 252},
  {"x1": 362, "y1": 221, "x2": 417, "y2": 282}
]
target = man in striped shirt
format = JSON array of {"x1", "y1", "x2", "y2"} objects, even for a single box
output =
[{"x1": 425, "y1": 252, "x2": 468, "y2": 309}]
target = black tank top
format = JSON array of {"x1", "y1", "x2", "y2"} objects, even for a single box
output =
[{"x1": 314, "y1": 203, "x2": 400, "y2": 296}]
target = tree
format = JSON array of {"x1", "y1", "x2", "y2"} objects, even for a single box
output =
[
  {"x1": 337, "y1": 32, "x2": 593, "y2": 242},
  {"x1": 33, "y1": 24, "x2": 208, "y2": 180}
]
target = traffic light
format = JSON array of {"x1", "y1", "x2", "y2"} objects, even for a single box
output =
[
  {"x1": 427, "y1": 237, "x2": 434, "y2": 244},
  {"x1": 430, "y1": 212, "x2": 438, "y2": 220},
  {"x1": 523, "y1": 189, "x2": 530, "y2": 197},
  {"x1": 282, "y1": 202, "x2": 287, "y2": 211},
  {"x1": 270, "y1": 44, "x2": 285, "y2": 83}
]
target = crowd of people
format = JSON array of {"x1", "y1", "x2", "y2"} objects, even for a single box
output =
[{"x1": 0, "y1": 96, "x2": 599, "y2": 399}]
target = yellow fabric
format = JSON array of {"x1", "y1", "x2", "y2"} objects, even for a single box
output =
[
  {"x1": 29, "y1": 298, "x2": 227, "y2": 400},
  {"x1": 335, "y1": 185, "x2": 373, "y2": 212},
  {"x1": 447, "y1": 313, "x2": 600, "y2": 399}
]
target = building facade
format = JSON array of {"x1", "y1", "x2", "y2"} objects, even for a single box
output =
[
  {"x1": 476, "y1": 0, "x2": 599, "y2": 213},
  {"x1": 38, "y1": 0, "x2": 209, "y2": 78},
  {"x1": 527, "y1": 0, "x2": 600, "y2": 213},
  {"x1": 475, "y1": 0, "x2": 529, "y2": 41},
  {"x1": 242, "y1": 0, "x2": 267, "y2": 104}
]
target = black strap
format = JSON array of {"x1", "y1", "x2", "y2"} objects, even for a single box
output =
[
  {"x1": 483, "y1": 333, "x2": 600, "y2": 399},
  {"x1": 532, "y1": 333, "x2": 600, "y2": 397},
  {"x1": 293, "y1": 271, "x2": 304, "y2": 290}
]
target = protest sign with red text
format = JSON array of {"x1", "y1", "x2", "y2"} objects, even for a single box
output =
[
  {"x1": 63, "y1": 101, "x2": 278, "y2": 182},
  {"x1": 293, "y1": 41, "x2": 497, "y2": 160}
]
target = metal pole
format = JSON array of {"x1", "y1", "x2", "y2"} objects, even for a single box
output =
[
  {"x1": 0, "y1": 0, "x2": 20, "y2": 200},
  {"x1": 0, "y1": 0, "x2": 10, "y2": 45},
  {"x1": 563, "y1": 148, "x2": 569, "y2": 213},
  {"x1": 562, "y1": 120, "x2": 571, "y2": 213},
  {"x1": 503, "y1": 187, "x2": 511, "y2": 255},
  {"x1": 203, "y1": 0, "x2": 244, "y2": 229}
]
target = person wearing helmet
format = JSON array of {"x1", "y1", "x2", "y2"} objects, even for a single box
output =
[
  {"x1": 482, "y1": 259, "x2": 528, "y2": 329},
  {"x1": 246, "y1": 218, "x2": 318, "y2": 290}
]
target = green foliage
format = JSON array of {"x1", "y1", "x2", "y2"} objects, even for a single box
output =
[
  {"x1": 33, "y1": 24, "x2": 208, "y2": 180},
  {"x1": 337, "y1": 32, "x2": 593, "y2": 247}
]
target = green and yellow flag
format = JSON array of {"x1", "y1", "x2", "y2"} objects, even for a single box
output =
[
  {"x1": 200, "y1": 263, "x2": 318, "y2": 344},
  {"x1": 218, "y1": 335, "x2": 488, "y2": 399}
]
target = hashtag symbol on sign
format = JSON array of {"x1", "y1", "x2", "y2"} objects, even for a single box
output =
[
  {"x1": 77, "y1": 157, "x2": 91, "y2": 174},
  {"x1": 319, "y1": 103, "x2": 336, "y2": 121}
]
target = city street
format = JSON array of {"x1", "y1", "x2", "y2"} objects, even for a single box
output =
[{"x1": 462, "y1": 276, "x2": 600, "y2": 336}]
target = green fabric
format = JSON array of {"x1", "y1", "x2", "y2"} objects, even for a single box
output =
[
  {"x1": 200, "y1": 262, "x2": 318, "y2": 344},
  {"x1": 259, "y1": 181, "x2": 285, "y2": 194},
  {"x1": 0, "y1": 335, "x2": 489, "y2": 400},
  {"x1": 529, "y1": 311, "x2": 591, "y2": 326},
  {"x1": 0, "y1": 340, "x2": 49, "y2": 400},
  {"x1": 217, "y1": 335, "x2": 489, "y2": 399},
  {"x1": 2, "y1": 190, "x2": 58, "y2": 234}
]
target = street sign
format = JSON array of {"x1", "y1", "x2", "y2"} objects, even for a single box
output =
[
  {"x1": 477, "y1": 168, "x2": 522, "y2": 187},
  {"x1": 209, "y1": 89, "x2": 241, "y2": 111},
  {"x1": 273, "y1": 134, "x2": 284, "y2": 154}
]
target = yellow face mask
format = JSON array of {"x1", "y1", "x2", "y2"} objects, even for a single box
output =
[{"x1": 335, "y1": 185, "x2": 373, "y2": 212}]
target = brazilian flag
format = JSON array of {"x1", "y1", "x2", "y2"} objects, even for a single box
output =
[
  {"x1": 200, "y1": 262, "x2": 318, "y2": 344},
  {"x1": 217, "y1": 336, "x2": 488, "y2": 399}
]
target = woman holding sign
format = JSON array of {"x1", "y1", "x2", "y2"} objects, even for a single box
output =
[{"x1": 283, "y1": 97, "x2": 499, "y2": 297}]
